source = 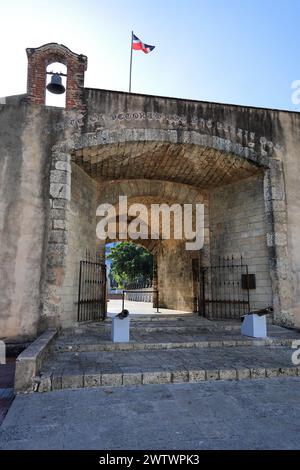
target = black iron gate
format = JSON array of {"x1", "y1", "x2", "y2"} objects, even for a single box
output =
[
  {"x1": 77, "y1": 252, "x2": 107, "y2": 322},
  {"x1": 200, "y1": 256, "x2": 250, "y2": 320}
]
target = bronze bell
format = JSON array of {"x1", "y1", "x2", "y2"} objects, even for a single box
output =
[{"x1": 46, "y1": 73, "x2": 66, "y2": 95}]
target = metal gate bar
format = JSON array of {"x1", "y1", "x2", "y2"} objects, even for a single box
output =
[
  {"x1": 201, "y1": 256, "x2": 250, "y2": 320},
  {"x1": 77, "y1": 251, "x2": 106, "y2": 322}
]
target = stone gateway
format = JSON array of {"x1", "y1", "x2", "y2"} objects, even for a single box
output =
[{"x1": 1, "y1": 42, "x2": 300, "y2": 343}]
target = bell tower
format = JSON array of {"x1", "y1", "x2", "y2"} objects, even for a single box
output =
[{"x1": 26, "y1": 43, "x2": 88, "y2": 109}]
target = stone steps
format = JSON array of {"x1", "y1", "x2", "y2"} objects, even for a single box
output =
[
  {"x1": 36, "y1": 344, "x2": 300, "y2": 392},
  {"x1": 53, "y1": 336, "x2": 298, "y2": 353},
  {"x1": 34, "y1": 317, "x2": 300, "y2": 393},
  {"x1": 62, "y1": 318, "x2": 290, "y2": 337},
  {"x1": 55, "y1": 319, "x2": 299, "y2": 354},
  {"x1": 69, "y1": 322, "x2": 242, "y2": 334}
]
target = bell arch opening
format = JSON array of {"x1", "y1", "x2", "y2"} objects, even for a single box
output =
[
  {"x1": 45, "y1": 62, "x2": 67, "y2": 108},
  {"x1": 45, "y1": 62, "x2": 68, "y2": 108}
]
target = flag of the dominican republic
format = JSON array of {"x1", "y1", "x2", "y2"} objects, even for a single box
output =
[{"x1": 132, "y1": 33, "x2": 155, "y2": 54}]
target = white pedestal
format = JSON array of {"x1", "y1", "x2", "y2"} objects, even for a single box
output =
[
  {"x1": 111, "y1": 316, "x2": 130, "y2": 342},
  {"x1": 241, "y1": 313, "x2": 267, "y2": 338}
]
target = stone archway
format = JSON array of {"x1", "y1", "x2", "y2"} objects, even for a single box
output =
[
  {"x1": 3, "y1": 41, "x2": 300, "y2": 345},
  {"x1": 42, "y1": 129, "x2": 279, "y2": 329},
  {"x1": 95, "y1": 181, "x2": 208, "y2": 312}
]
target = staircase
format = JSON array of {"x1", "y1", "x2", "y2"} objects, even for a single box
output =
[{"x1": 35, "y1": 314, "x2": 300, "y2": 392}]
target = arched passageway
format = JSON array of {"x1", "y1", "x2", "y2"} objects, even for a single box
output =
[{"x1": 46, "y1": 136, "x2": 272, "y2": 328}]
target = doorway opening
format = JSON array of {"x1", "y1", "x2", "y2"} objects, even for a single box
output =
[{"x1": 106, "y1": 241, "x2": 157, "y2": 316}]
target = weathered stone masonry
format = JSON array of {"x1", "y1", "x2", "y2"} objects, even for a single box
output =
[
  {"x1": 210, "y1": 175, "x2": 273, "y2": 310},
  {"x1": 1, "y1": 43, "x2": 300, "y2": 342}
]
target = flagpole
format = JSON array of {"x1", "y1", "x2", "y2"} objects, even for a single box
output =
[{"x1": 129, "y1": 31, "x2": 133, "y2": 93}]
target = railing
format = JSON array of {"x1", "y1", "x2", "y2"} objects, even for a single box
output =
[{"x1": 123, "y1": 280, "x2": 153, "y2": 302}]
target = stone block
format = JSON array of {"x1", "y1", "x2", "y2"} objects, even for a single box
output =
[
  {"x1": 55, "y1": 161, "x2": 71, "y2": 172},
  {"x1": 164, "y1": 343, "x2": 176, "y2": 349},
  {"x1": 205, "y1": 370, "x2": 220, "y2": 381},
  {"x1": 53, "y1": 220, "x2": 67, "y2": 230},
  {"x1": 197, "y1": 341, "x2": 209, "y2": 348},
  {"x1": 53, "y1": 152, "x2": 71, "y2": 163},
  {"x1": 209, "y1": 341, "x2": 223, "y2": 347},
  {"x1": 62, "y1": 374, "x2": 83, "y2": 389},
  {"x1": 14, "y1": 360, "x2": 35, "y2": 393},
  {"x1": 219, "y1": 369, "x2": 237, "y2": 381},
  {"x1": 142, "y1": 371, "x2": 171, "y2": 385},
  {"x1": 252, "y1": 339, "x2": 266, "y2": 346},
  {"x1": 250, "y1": 368, "x2": 266, "y2": 379},
  {"x1": 188, "y1": 370, "x2": 206, "y2": 382},
  {"x1": 122, "y1": 373, "x2": 142, "y2": 385},
  {"x1": 84, "y1": 373, "x2": 101, "y2": 388},
  {"x1": 14, "y1": 330, "x2": 57, "y2": 393},
  {"x1": 172, "y1": 370, "x2": 189, "y2": 383},
  {"x1": 50, "y1": 183, "x2": 71, "y2": 201},
  {"x1": 237, "y1": 368, "x2": 251, "y2": 380},
  {"x1": 265, "y1": 368, "x2": 278, "y2": 378},
  {"x1": 49, "y1": 230, "x2": 68, "y2": 244},
  {"x1": 101, "y1": 373, "x2": 122, "y2": 386},
  {"x1": 278, "y1": 367, "x2": 298, "y2": 377},
  {"x1": 222, "y1": 340, "x2": 236, "y2": 347},
  {"x1": 53, "y1": 199, "x2": 68, "y2": 209},
  {"x1": 50, "y1": 169, "x2": 70, "y2": 184},
  {"x1": 51, "y1": 375, "x2": 62, "y2": 390},
  {"x1": 47, "y1": 243, "x2": 68, "y2": 266},
  {"x1": 50, "y1": 208, "x2": 67, "y2": 220},
  {"x1": 38, "y1": 374, "x2": 52, "y2": 392},
  {"x1": 120, "y1": 343, "x2": 134, "y2": 351}
]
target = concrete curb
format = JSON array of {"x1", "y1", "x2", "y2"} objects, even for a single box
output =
[{"x1": 14, "y1": 330, "x2": 57, "y2": 394}]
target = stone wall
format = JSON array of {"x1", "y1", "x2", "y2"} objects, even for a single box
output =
[
  {"x1": 41, "y1": 147, "x2": 100, "y2": 330},
  {"x1": 275, "y1": 112, "x2": 300, "y2": 327},
  {"x1": 59, "y1": 164, "x2": 98, "y2": 328},
  {"x1": 157, "y1": 241, "x2": 194, "y2": 311},
  {"x1": 2, "y1": 72, "x2": 300, "y2": 339},
  {"x1": 0, "y1": 104, "x2": 64, "y2": 342},
  {"x1": 209, "y1": 175, "x2": 272, "y2": 310},
  {"x1": 82, "y1": 88, "x2": 278, "y2": 170}
]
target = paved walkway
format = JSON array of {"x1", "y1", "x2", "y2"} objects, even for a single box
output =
[
  {"x1": 1, "y1": 378, "x2": 300, "y2": 449},
  {"x1": 107, "y1": 299, "x2": 190, "y2": 316}
]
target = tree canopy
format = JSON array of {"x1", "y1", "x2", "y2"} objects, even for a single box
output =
[{"x1": 107, "y1": 242, "x2": 153, "y2": 288}]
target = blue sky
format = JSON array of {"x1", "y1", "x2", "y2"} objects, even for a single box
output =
[{"x1": 1, "y1": 0, "x2": 300, "y2": 110}]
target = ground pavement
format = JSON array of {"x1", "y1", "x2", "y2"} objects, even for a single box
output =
[
  {"x1": 1, "y1": 378, "x2": 300, "y2": 450},
  {"x1": 1, "y1": 312, "x2": 300, "y2": 449}
]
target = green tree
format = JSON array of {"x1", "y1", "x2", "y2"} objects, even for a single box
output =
[{"x1": 107, "y1": 242, "x2": 153, "y2": 288}]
